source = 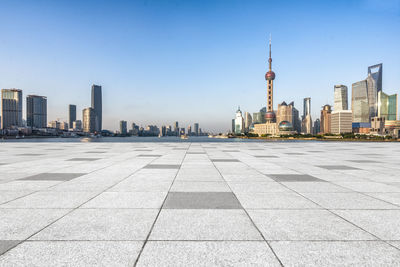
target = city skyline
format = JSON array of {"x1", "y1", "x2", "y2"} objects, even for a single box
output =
[{"x1": 0, "y1": 0, "x2": 399, "y2": 132}]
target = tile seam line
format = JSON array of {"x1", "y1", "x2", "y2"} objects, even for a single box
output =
[
  {"x1": 210, "y1": 151, "x2": 284, "y2": 267},
  {"x1": 237, "y1": 150, "x2": 400, "y2": 252},
  {"x1": 133, "y1": 143, "x2": 189, "y2": 267},
  {"x1": 0, "y1": 151, "x2": 161, "y2": 257}
]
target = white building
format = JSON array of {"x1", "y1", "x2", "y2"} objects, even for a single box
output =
[
  {"x1": 234, "y1": 107, "x2": 245, "y2": 134},
  {"x1": 331, "y1": 110, "x2": 352, "y2": 134}
]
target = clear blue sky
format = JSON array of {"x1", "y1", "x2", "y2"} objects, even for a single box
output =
[{"x1": 1, "y1": 0, "x2": 399, "y2": 132}]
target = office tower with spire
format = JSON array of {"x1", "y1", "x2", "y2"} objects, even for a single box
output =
[
  {"x1": 69, "y1": 104, "x2": 76, "y2": 129},
  {"x1": 265, "y1": 36, "x2": 276, "y2": 122},
  {"x1": 1, "y1": 89, "x2": 23, "y2": 129},
  {"x1": 91, "y1": 84, "x2": 102, "y2": 132},
  {"x1": 26, "y1": 95, "x2": 47, "y2": 128}
]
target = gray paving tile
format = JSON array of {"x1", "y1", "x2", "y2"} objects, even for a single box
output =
[
  {"x1": 149, "y1": 209, "x2": 263, "y2": 240},
  {"x1": 236, "y1": 192, "x2": 320, "y2": 209},
  {"x1": 170, "y1": 181, "x2": 231, "y2": 192},
  {"x1": 211, "y1": 159, "x2": 240, "y2": 162},
  {"x1": 254, "y1": 155, "x2": 278, "y2": 158},
  {"x1": 136, "y1": 241, "x2": 281, "y2": 266},
  {"x1": 20, "y1": 173, "x2": 87, "y2": 181},
  {"x1": 317, "y1": 165, "x2": 359, "y2": 170},
  {"x1": 0, "y1": 241, "x2": 143, "y2": 266},
  {"x1": 67, "y1": 158, "x2": 101, "y2": 161},
  {"x1": 268, "y1": 174, "x2": 325, "y2": 182},
  {"x1": 333, "y1": 210, "x2": 400, "y2": 240},
  {"x1": 30, "y1": 209, "x2": 158, "y2": 241},
  {"x1": 164, "y1": 192, "x2": 242, "y2": 209},
  {"x1": 222, "y1": 150, "x2": 239, "y2": 152},
  {"x1": 248, "y1": 210, "x2": 375, "y2": 241},
  {"x1": 348, "y1": 160, "x2": 381, "y2": 163},
  {"x1": 82, "y1": 192, "x2": 167, "y2": 208},
  {"x1": 143, "y1": 164, "x2": 181, "y2": 169},
  {"x1": 0, "y1": 209, "x2": 69, "y2": 240},
  {"x1": 0, "y1": 240, "x2": 21, "y2": 255},
  {"x1": 17, "y1": 154, "x2": 44, "y2": 156},
  {"x1": 137, "y1": 154, "x2": 161, "y2": 157},
  {"x1": 270, "y1": 241, "x2": 400, "y2": 266}
]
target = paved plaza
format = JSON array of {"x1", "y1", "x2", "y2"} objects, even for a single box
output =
[{"x1": 0, "y1": 141, "x2": 400, "y2": 266}]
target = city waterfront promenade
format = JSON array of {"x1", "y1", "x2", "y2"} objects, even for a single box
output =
[{"x1": 1, "y1": 141, "x2": 400, "y2": 266}]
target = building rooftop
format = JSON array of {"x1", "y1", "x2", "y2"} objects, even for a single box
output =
[{"x1": 0, "y1": 141, "x2": 400, "y2": 266}]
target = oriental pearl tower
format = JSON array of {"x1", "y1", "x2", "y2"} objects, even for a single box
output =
[{"x1": 265, "y1": 36, "x2": 276, "y2": 122}]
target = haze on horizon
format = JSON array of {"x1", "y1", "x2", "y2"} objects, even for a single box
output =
[{"x1": 1, "y1": 0, "x2": 399, "y2": 133}]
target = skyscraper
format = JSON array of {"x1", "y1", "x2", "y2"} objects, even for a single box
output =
[
  {"x1": 174, "y1": 121, "x2": 179, "y2": 136},
  {"x1": 244, "y1": 112, "x2": 252, "y2": 131},
  {"x1": 352, "y1": 80, "x2": 370, "y2": 123},
  {"x1": 334, "y1": 85, "x2": 348, "y2": 111},
  {"x1": 194, "y1": 123, "x2": 199, "y2": 136},
  {"x1": 331, "y1": 110, "x2": 352, "y2": 134},
  {"x1": 234, "y1": 107, "x2": 244, "y2": 134},
  {"x1": 26, "y1": 95, "x2": 47, "y2": 128},
  {"x1": 82, "y1": 107, "x2": 96, "y2": 133},
  {"x1": 378, "y1": 91, "x2": 398, "y2": 121},
  {"x1": 1, "y1": 89, "x2": 23, "y2": 129},
  {"x1": 265, "y1": 36, "x2": 276, "y2": 122},
  {"x1": 320, "y1": 104, "x2": 332, "y2": 134},
  {"x1": 69, "y1": 104, "x2": 76, "y2": 129},
  {"x1": 187, "y1": 125, "x2": 192, "y2": 135},
  {"x1": 368, "y1": 63, "x2": 383, "y2": 93},
  {"x1": 120, "y1": 120, "x2": 127, "y2": 135},
  {"x1": 313, "y1": 118, "x2": 321, "y2": 135},
  {"x1": 303, "y1": 97, "x2": 311, "y2": 120},
  {"x1": 91, "y1": 84, "x2": 102, "y2": 132}
]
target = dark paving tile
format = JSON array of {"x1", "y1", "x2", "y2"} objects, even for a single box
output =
[
  {"x1": 45, "y1": 148, "x2": 63, "y2": 151},
  {"x1": 212, "y1": 159, "x2": 240, "y2": 162},
  {"x1": 348, "y1": 160, "x2": 380, "y2": 163},
  {"x1": 254, "y1": 155, "x2": 278, "y2": 158},
  {"x1": 138, "y1": 154, "x2": 161, "y2": 157},
  {"x1": 67, "y1": 158, "x2": 101, "y2": 161},
  {"x1": 144, "y1": 164, "x2": 181, "y2": 169},
  {"x1": 164, "y1": 192, "x2": 243, "y2": 209},
  {"x1": 249, "y1": 149, "x2": 264, "y2": 150},
  {"x1": 308, "y1": 151, "x2": 323, "y2": 153},
  {"x1": 0, "y1": 240, "x2": 21, "y2": 255},
  {"x1": 317, "y1": 165, "x2": 359, "y2": 170},
  {"x1": 20, "y1": 173, "x2": 87, "y2": 181},
  {"x1": 269, "y1": 174, "x2": 325, "y2": 182},
  {"x1": 135, "y1": 149, "x2": 152, "y2": 151},
  {"x1": 0, "y1": 163, "x2": 7, "y2": 165}
]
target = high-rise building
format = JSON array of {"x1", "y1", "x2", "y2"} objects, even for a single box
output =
[
  {"x1": 292, "y1": 104, "x2": 301, "y2": 133},
  {"x1": 234, "y1": 107, "x2": 244, "y2": 134},
  {"x1": 301, "y1": 115, "x2": 313, "y2": 134},
  {"x1": 60, "y1": 122, "x2": 68, "y2": 130},
  {"x1": 253, "y1": 107, "x2": 266, "y2": 124},
  {"x1": 378, "y1": 91, "x2": 397, "y2": 121},
  {"x1": 276, "y1": 101, "x2": 293, "y2": 125},
  {"x1": 187, "y1": 125, "x2": 192, "y2": 135},
  {"x1": 313, "y1": 118, "x2": 321, "y2": 135},
  {"x1": 244, "y1": 112, "x2": 252, "y2": 131},
  {"x1": 83, "y1": 107, "x2": 96, "y2": 133},
  {"x1": 120, "y1": 120, "x2": 127, "y2": 135},
  {"x1": 1, "y1": 89, "x2": 23, "y2": 129},
  {"x1": 91, "y1": 84, "x2": 102, "y2": 132},
  {"x1": 331, "y1": 110, "x2": 352, "y2": 134},
  {"x1": 69, "y1": 104, "x2": 76, "y2": 129},
  {"x1": 265, "y1": 36, "x2": 276, "y2": 122},
  {"x1": 48, "y1": 120, "x2": 60, "y2": 129},
  {"x1": 174, "y1": 121, "x2": 179, "y2": 136},
  {"x1": 320, "y1": 104, "x2": 332, "y2": 134},
  {"x1": 73, "y1": 120, "x2": 82, "y2": 131},
  {"x1": 26, "y1": 95, "x2": 47, "y2": 128},
  {"x1": 352, "y1": 80, "x2": 370, "y2": 123},
  {"x1": 302, "y1": 97, "x2": 311, "y2": 120},
  {"x1": 334, "y1": 85, "x2": 348, "y2": 111},
  {"x1": 368, "y1": 63, "x2": 383, "y2": 94},
  {"x1": 194, "y1": 123, "x2": 199, "y2": 136}
]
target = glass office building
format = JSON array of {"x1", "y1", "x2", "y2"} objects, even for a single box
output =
[
  {"x1": 378, "y1": 91, "x2": 398, "y2": 121},
  {"x1": 26, "y1": 95, "x2": 47, "y2": 128},
  {"x1": 352, "y1": 80, "x2": 370, "y2": 123}
]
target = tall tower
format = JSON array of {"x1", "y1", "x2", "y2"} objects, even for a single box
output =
[
  {"x1": 265, "y1": 36, "x2": 276, "y2": 122},
  {"x1": 91, "y1": 84, "x2": 102, "y2": 132}
]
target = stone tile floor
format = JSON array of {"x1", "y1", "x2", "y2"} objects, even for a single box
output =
[{"x1": 0, "y1": 141, "x2": 400, "y2": 266}]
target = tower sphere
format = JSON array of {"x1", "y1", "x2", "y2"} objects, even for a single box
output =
[{"x1": 265, "y1": 71, "x2": 275, "y2": 80}]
